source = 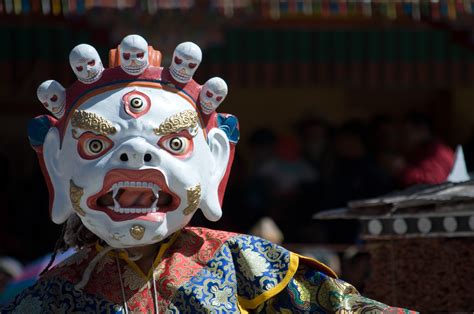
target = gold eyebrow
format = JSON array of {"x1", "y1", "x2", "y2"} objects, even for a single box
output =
[
  {"x1": 71, "y1": 110, "x2": 117, "y2": 135},
  {"x1": 153, "y1": 110, "x2": 199, "y2": 136}
]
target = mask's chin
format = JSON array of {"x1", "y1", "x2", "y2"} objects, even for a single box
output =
[{"x1": 80, "y1": 211, "x2": 187, "y2": 249}]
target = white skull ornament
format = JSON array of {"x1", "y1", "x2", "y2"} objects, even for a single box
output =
[
  {"x1": 69, "y1": 44, "x2": 104, "y2": 84},
  {"x1": 169, "y1": 42, "x2": 202, "y2": 84},
  {"x1": 119, "y1": 35, "x2": 149, "y2": 75},
  {"x1": 199, "y1": 77, "x2": 228, "y2": 115},
  {"x1": 37, "y1": 80, "x2": 66, "y2": 119}
]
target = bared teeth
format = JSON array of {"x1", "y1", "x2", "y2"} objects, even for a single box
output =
[
  {"x1": 112, "y1": 183, "x2": 119, "y2": 198},
  {"x1": 108, "y1": 181, "x2": 160, "y2": 214},
  {"x1": 152, "y1": 184, "x2": 160, "y2": 198},
  {"x1": 110, "y1": 206, "x2": 159, "y2": 214},
  {"x1": 151, "y1": 199, "x2": 158, "y2": 210}
]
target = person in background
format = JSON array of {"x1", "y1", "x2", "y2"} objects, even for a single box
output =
[
  {"x1": 322, "y1": 120, "x2": 393, "y2": 209},
  {"x1": 393, "y1": 113, "x2": 454, "y2": 187},
  {"x1": 294, "y1": 117, "x2": 333, "y2": 242},
  {"x1": 320, "y1": 120, "x2": 394, "y2": 243},
  {"x1": 295, "y1": 116, "x2": 332, "y2": 171},
  {"x1": 237, "y1": 128, "x2": 279, "y2": 232},
  {"x1": 256, "y1": 135, "x2": 318, "y2": 242},
  {"x1": 368, "y1": 115, "x2": 399, "y2": 180}
]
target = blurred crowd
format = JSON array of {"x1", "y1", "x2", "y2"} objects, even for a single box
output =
[{"x1": 194, "y1": 112, "x2": 456, "y2": 244}]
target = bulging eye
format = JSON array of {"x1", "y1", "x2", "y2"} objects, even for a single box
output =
[
  {"x1": 123, "y1": 53, "x2": 131, "y2": 60},
  {"x1": 78, "y1": 133, "x2": 113, "y2": 160},
  {"x1": 130, "y1": 96, "x2": 144, "y2": 110},
  {"x1": 87, "y1": 60, "x2": 96, "y2": 66},
  {"x1": 122, "y1": 90, "x2": 151, "y2": 118},
  {"x1": 174, "y1": 56, "x2": 183, "y2": 65},
  {"x1": 167, "y1": 137, "x2": 188, "y2": 154},
  {"x1": 136, "y1": 52, "x2": 145, "y2": 59},
  {"x1": 170, "y1": 137, "x2": 184, "y2": 151},
  {"x1": 206, "y1": 91, "x2": 213, "y2": 98},
  {"x1": 188, "y1": 63, "x2": 197, "y2": 69},
  {"x1": 159, "y1": 133, "x2": 193, "y2": 157},
  {"x1": 76, "y1": 65, "x2": 83, "y2": 72},
  {"x1": 87, "y1": 139, "x2": 104, "y2": 154}
]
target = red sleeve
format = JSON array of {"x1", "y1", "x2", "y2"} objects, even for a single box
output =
[{"x1": 399, "y1": 142, "x2": 454, "y2": 187}]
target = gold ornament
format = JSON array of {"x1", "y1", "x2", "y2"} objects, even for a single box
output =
[
  {"x1": 70, "y1": 180, "x2": 86, "y2": 216},
  {"x1": 130, "y1": 225, "x2": 145, "y2": 240},
  {"x1": 71, "y1": 110, "x2": 117, "y2": 135},
  {"x1": 183, "y1": 184, "x2": 201, "y2": 215},
  {"x1": 154, "y1": 110, "x2": 198, "y2": 136}
]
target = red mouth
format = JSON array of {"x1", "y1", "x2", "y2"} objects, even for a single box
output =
[{"x1": 87, "y1": 169, "x2": 181, "y2": 222}]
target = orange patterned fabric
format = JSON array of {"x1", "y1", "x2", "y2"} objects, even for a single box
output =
[{"x1": 43, "y1": 227, "x2": 237, "y2": 312}]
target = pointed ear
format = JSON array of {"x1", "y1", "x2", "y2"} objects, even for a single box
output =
[
  {"x1": 208, "y1": 128, "x2": 231, "y2": 179},
  {"x1": 43, "y1": 127, "x2": 73, "y2": 223},
  {"x1": 200, "y1": 128, "x2": 230, "y2": 221}
]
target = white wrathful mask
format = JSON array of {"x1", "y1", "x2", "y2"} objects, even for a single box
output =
[{"x1": 30, "y1": 35, "x2": 239, "y2": 249}]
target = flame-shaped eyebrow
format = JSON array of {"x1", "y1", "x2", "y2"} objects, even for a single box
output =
[
  {"x1": 153, "y1": 110, "x2": 199, "y2": 136},
  {"x1": 71, "y1": 110, "x2": 117, "y2": 135}
]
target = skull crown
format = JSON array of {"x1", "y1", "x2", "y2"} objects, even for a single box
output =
[
  {"x1": 199, "y1": 77, "x2": 228, "y2": 115},
  {"x1": 36, "y1": 80, "x2": 66, "y2": 119},
  {"x1": 169, "y1": 42, "x2": 203, "y2": 84},
  {"x1": 69, "y1": 44, "x2": 104, "y2": 84},
  {"x1": 36, "y1": 35, "x2": 229, "y2": 122},
  {"x1": 119, "y1": 34, "x2": 149, "y2": 76}
]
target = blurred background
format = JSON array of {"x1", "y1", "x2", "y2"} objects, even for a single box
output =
[{"x1": 2, "y1": 0, "x2": 474, "y2": 306}]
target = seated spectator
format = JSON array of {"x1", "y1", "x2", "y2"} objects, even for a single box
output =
[
  {"x1": 320, "y1": 120, "x2": 394, "y2": 243},
  {"x1": 321, "y1": 120, "x2": 393, "y2": 209},
  {"x1": 394, "y1": 113, "x2": 454, "y2": 186},
  {"x1": 295, "y1": 116, "x2": 332, "y2": 170}
]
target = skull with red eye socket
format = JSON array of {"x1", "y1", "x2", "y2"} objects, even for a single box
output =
[
  {"x1": 36, "y1": 80, "x2": 66, "y2": 119},
  {"x1": 119, "y1": 34, "x2": 149, "y2": 76},
  {"x1": 158, "y1": 130, "x2": 194, "y2": 159},
  {"x1": 122, "y1": 90, "x2": 151, "y2": 119},
  {"x1": 199, "y1": 77, "x2": 228, "y2": 115},
  {"x1": 169, "y1": 42, "x2": 202, "y2": 84},
  {"x1": 77, "y1": 132, "x2": 114, "y2": 160},
  {"x1": 69, "y1": 44, "x2": 104, "y2": 84}
]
